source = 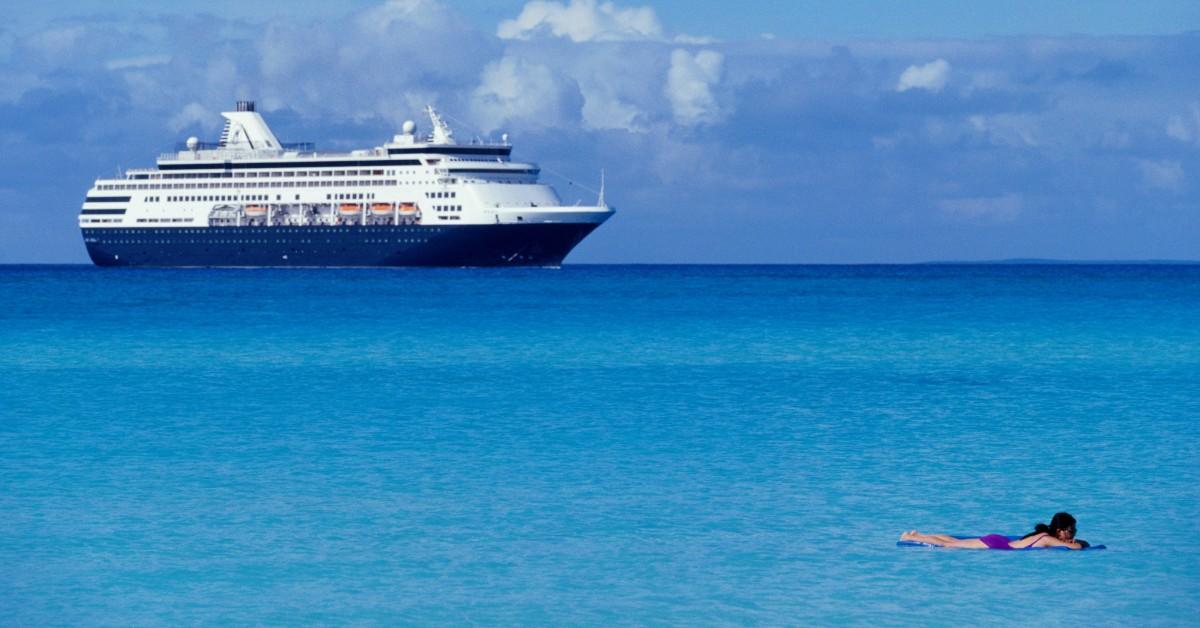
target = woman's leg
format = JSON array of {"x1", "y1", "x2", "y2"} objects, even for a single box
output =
[
  {"x1": 901, "y1": 531, "x2": 950, "y2": 544},
  {"x1": 901, "y1": 531, "x2": 987, "y2": 548},
  {"x1": 938, "y1": 537, "x2": 987, "y2": 549}
]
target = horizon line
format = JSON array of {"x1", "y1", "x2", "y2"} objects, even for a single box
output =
[{"x1": 2, "y1": 258, "x2": 1198, "y2": 268}]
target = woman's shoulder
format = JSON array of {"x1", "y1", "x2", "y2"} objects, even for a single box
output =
[{"x1": 1032, "y1": 535, "x2": 1083, "y2": 549}]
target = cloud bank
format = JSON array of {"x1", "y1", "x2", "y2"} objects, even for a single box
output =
[
  {"x1": 497, "y1": 0, "x2": 662, "y2": 42},
  {"x1": 0, "y1": 0, "x2": 1196, "y2": 263}
]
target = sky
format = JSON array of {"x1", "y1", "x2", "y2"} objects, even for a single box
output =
[{"x1": 1, "y1": 0, "x2": 1198, "y2": 263}]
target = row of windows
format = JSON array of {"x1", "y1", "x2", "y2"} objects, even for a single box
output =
[
  {"x1": 136, "y1": 169, "x2": 393, "y2": 181},
  {"x1": 434, "y1": 205, "x2": 462, "y2": 212},
  {"x1": 136, "y1": 218, "x2": 195, "y2": 223},
  {"x1": 426, "y1": 191, "x2": 456, "y2": 199},
  {"x1": 91, "y1": 228, "x2": 441, "y2": 235},
  {"x1": 167, "y1": 195, "x2": 268, "y2": 202},
  {"x1": 93, "y1": 176, "x2": 559, "y2": 192},
  {"x1": 98, "y1": 239, "x2": 431, "y2": 245},
  {"x1": 99, "y1": 180, "x2": 398, "y2": 191}
]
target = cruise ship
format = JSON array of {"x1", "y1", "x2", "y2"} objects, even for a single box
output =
[{"x1": 80, "y1": 101, "x2": 614, "y2": 266}]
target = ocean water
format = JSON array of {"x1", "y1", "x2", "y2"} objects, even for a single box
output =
[{"x1": 1, "y1": 264, "x2": 1197, "y2": 624}]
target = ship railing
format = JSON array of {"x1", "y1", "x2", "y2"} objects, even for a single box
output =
[
  {"x1": 158, "y1": 147, "x2": 371, "y2": 162},
  {"x1": 170, "y1": 141, "x2": 314, "y2": 152}
]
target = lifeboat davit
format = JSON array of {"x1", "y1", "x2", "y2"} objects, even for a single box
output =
[
  {"x1": 338, "y1": 203, "x2": 362, "y2": 216},
  {"x1": 398, "y1": 202, "x2": 418, "y2": 215},
  {"x1": 244, "y1": 205, "x2": 268, "y2": 217},
  {"x1": 370, "y1": 203, "x2": 394, "y2": 216}
]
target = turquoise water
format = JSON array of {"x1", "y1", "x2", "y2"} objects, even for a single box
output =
[{"x1": 1, "y1": 265, "x2": 1197, "y2": 624}]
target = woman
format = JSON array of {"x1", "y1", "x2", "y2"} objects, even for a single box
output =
[{"x1": 900, "y1": 512, "x2": 1089, "y2": 550}]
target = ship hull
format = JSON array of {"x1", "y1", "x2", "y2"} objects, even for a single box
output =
[{"x1": 82, "y1": 223, "x2": 599, "y2": 267}]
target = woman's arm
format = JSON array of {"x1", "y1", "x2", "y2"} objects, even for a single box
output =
[{"x1": 1031, "y1": 535, "x2": 1083, "y2": 550}]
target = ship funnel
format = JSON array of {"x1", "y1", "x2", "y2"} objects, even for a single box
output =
[{"x1": 236, "y1": 100, "x2": 256, "y2": 112}]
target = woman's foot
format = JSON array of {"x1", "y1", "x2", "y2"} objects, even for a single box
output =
[{"x1": 900, "y1": 530, "x2": 919, "y2": 541}]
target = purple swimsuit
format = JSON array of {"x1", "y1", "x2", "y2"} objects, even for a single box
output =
[
  {"x1": 980, "y1": 533, "x2": 1045, "y2": 550},
  {"x1": 979, "y1": 534, "x2": 1013, "y2": 550}
]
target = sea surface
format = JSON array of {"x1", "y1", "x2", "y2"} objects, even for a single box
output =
[{"x1": 1, "y1": 264, "x2": 1197, "y2": 624}]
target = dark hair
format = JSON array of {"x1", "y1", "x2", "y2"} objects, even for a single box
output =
[{"x1": 1022, "y1": 512, "x2": 1077, "y2": 539}]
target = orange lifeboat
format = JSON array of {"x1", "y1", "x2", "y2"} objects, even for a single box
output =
[
  {"x1": 244, "y1": 205, "x2": 268, "y2": 217},
  {"x1": 398, "y1": 202, "x2": 418, "y2": 215},
  {"x1": 337, "y1": 203, "x2": 362, "y2": 216},
  {"x1": 370, "y1": 203, "x2": 394, "y2": 216}
]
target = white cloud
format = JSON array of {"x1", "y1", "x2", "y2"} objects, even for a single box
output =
[
  {"x1": 105, "y1": 55, "x2": 171, "y2": 71},
  {"x1": 967, "y1": 113, "x2": 1039, "y2": 147},
  {"x1": 665, "y1": 48, "x2": 723, "y2": 126},
  {"x1": 897, "y1": 58, "x2": 950, "y2": 93},
  {"x1": 355, "y1": 0, "x2": 463, "y2": 35},
  {"x1": 1138, "y1": 159, "x2": 1184, "y2": 192},
  {"x1": 0, "y1": 71, "x2": 43, "y2": 103},
  {"x1": 24, "y1": 25, "x2": 86, "y2": 60},
  {"x1": 1165, "y1": 103, "x2": 1200, "y2": 144},
  {"x1": 581, "y1": 83, "x2": 643, "y2": 130},
  {"x1": 938, "y1": 194, "x2": 1023, "y2": 223},
  {"x1": 471, "y1": 55, "x2": 580, "y2": 132},
  {"x1": 673, "y1": 34, "x2": 717, "y2": 45},
  {"x1": 168, "y1": 102, "x2": 217, "y2": 132},
  {"x1": 498, "y1": 0, "x2": 662, "y2": 42}
]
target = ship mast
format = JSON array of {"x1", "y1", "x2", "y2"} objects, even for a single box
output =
[
  {"x1": 425, "y1": 106, "x2": 456, "y2": 145},
  {"x1": 598, "y1": 169, "x2": 607, "y2": 208}
]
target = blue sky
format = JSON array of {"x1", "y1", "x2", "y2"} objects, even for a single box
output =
[{"x1": 2, "y1": 0, "x2": 1198, "y2": 262}]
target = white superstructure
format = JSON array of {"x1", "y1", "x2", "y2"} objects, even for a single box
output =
[{"x1": 80, "y1": 101, "x2": 612, "y2": 232}]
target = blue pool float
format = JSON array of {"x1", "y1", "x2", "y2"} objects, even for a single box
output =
[{"x1": 898, "y1": 535, "x2": 1106, "y2": 550}]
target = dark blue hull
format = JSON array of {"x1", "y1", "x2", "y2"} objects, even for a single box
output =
[{"x1": 82, "y1": 223, "x2": 599, "y2": 267}]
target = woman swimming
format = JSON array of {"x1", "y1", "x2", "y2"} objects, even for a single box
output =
[{"x1": 900, "y1": 512, "x2": 1089, "y2": 550}]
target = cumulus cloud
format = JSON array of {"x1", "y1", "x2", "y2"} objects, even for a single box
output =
[
  {"x1": 1138, "y1": 159, "x2": 1184, "y2": 192},
  {"x1": 665, "y1": 48, "x2": 723, "y2": 126},
  {"x1": 1165, "y1": 103, "x2": 1200, "y2": 144},
  {"x1": 471, "y1": 55, "x2": 582, "y2": 132},
  {"x1": 22, "y1": 25, "x2": 87, "y2": 60},
  {"x1": 897, "y1": 58, "x2": 951, "y2": 92},
  {"x1": 938, "y1": 194, "x2": 1023, "y2": 223},
  {"x1": 498, "y1": 0, "x2": 662, "y2": 42},
  {"x1": 105, "y1": 55, "x2": 171, "y2": 71},
  {"x1": 967, "y1": 114, "x2": 1039, "y2": 147},
  {"x1": 168, "y1": 102, "x2": 217, "y2": 133},
  {"x1": 580, "y1": 83, "x2": 643, "y2": 130}
]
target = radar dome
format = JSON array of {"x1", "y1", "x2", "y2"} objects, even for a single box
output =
[
  {"x1": 186, "y1": 136, "x2": 199, "y2": 151},
  {"x1": 501, "y1": 133, "x2": 509, "y2": 144},
  {"x1": 402, "y1": 120, "x2": 415, "y2": 134}
]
